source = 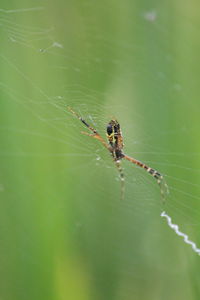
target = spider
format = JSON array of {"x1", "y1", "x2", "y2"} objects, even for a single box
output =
[{"x1": 68, "y1": 107, "x2": 169, "y2": 201}]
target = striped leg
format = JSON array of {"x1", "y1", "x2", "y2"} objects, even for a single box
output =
[
  {"x1": 123, "y1": 154, "x2": 169, "y2": 202},
  {"x1": 68, "y1": 107, "x2": 97, "y2": 133},
  {"x1": 115, "y1": 159, "x2": 125, "y2": 200},
  {"x1": 68, "y1": 107, "x2": 112, "y2": 152}
]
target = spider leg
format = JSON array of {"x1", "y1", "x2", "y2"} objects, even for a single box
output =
[
  {"x1": 68, "y1": 107, "x2": 112, "y2": 152},
  {"x1": 81, "y1": 131, "x2": 111, "y2": 151},
  {"x1": 123, "y1": 154, "x2": 169, "y2": 202},
  {"x1": 115, "y1": 159, "x2": 125, "y2": 200},
  {"x1": 68, "y1": 107, "x2": 98, "y2": 134}
]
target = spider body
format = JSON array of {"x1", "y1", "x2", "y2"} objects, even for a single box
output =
[
  {"x1": 106, "y1": 120, "x2": 124, "y2": 160},
  {"x1": 68, "y1": 107, "x2": 169, "y2": 201}
]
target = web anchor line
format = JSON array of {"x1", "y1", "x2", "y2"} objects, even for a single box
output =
[{"x1": 161, "y1": 211, "x2": 200, "y2": 255}]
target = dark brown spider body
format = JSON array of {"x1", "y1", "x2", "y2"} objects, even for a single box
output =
[{"x1": 106, "y1": 120, "x2": 124, "y2": 160}]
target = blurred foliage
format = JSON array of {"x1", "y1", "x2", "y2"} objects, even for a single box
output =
[{"x1": 1, "y1": 1, "x2": 200, "y2": 300}]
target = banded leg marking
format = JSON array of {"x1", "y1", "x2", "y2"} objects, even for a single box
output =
[{"x1": 123, "y1": 154, "x2": 169, "y2": 201}]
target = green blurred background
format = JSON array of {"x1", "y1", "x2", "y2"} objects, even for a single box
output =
[{"x1": 1, "y1": 1, "x2": 200, "y2": 299}]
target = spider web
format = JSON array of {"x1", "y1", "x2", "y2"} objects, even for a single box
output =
[{"x1": 1, "y1": 2, "x2": 200, "y2": 299}]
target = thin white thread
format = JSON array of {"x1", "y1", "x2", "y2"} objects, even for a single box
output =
[
  {"x1": 161, "y1": 211, "x2": 200, "y2": 255},
  {"x1": 0, "y1": 7, "x2": 44, "y2": 13}
]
